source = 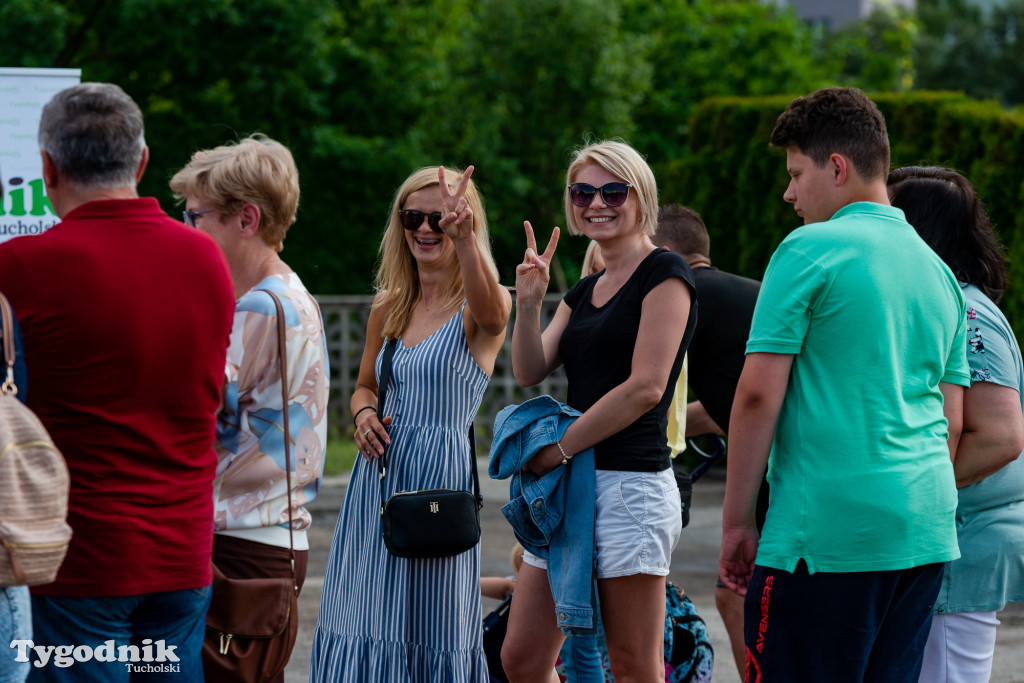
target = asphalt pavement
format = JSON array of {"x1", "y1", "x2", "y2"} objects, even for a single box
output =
[{"x1": 286, "y1": 465, "x2": 1024, "y2": 683}]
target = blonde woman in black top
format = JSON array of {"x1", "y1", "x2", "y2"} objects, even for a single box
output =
[{"x1": 505, "y1": 140, "x2": 697, "y2": 683}]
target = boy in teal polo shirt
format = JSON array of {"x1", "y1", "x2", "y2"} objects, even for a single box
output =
[{"x1": 719, "y1": 87, "x2": 970, "y2": 682}]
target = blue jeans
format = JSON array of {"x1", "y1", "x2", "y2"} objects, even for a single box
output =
[
  {"x1": 1, "y1": 587, "x2": 32, "y2": 683},
  {"x1": 27, "y1": 586, "x2": 211, "y2": 682},
  {"x1": 559, "y1": 632, "x2": 606, "y2": 683}
]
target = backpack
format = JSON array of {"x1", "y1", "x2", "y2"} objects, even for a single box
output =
[
  {"x1": 0, "y1": 292, "x2": 72, "y2": 586},
  {"x1": 664, "y1": 582, "x2": 714, "y2": 683},
  {"x1": 482, "y1": 593, "x2": 512, "y2": 683},
  {"x1": 483, "y1": 583, "x2": 712, "y2": 683}
]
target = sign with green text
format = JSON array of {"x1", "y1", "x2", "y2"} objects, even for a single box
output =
[{"x1": 0, "y1": 67, "x2": 81, "y2": 243}]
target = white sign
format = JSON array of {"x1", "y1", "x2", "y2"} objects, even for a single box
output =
[{"x1": 0, "y1": 67, "x2": 81, "y2": 243}]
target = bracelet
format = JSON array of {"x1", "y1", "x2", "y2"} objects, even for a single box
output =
[
  {"x1": 556, "y1": 441, "x2": 573, "y2": 466},
  {"x1": 352, "y1": 405, "x2": 376, "y2": 426}
]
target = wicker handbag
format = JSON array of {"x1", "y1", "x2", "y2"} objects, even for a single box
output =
[{"x1": 0, "y1": 292, "x2": 72, "y2": 587}]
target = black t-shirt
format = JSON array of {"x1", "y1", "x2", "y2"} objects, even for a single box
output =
[
  {"x1": 560, "y1": 249, "x2": 697, "y2": 471},
  {"x1": 688, "y1": 265, "x2": 769, "y2": 532},
  {"x1": 687, "y1": 266, "x2": 761, "y2": 432}
]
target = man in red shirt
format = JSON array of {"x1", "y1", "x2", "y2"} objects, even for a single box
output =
[{"x1": 0, "y1": 82, "x2": 234, "y2": 680}]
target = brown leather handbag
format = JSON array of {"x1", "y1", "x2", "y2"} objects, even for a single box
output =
[{"x1": 202, "y1": 289, "x2": 299, "y2": 683}]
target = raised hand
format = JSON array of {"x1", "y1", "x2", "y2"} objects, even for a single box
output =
[
  {"x1": 515, "y1": 221, "x2": 560, "y2": 304},
  {"x1": 437, "y1": 165, "x2": 475, "y2": 242}
]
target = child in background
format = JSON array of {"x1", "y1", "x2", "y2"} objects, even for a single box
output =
[
  {"x1": 480, "y1": 543, "x2": 523, "y2": 602},
  {"x1": 481, "y1": 543, "x2": 606, "y2": 683}
]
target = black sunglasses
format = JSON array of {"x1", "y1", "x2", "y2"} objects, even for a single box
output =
[
  {"x1": 568, "y1": 182, "x2": 632, "y2": 208},
  {"x1": 182, "y1": 209, "x2": 214, "y2": 227},
  {"x1": 398, "y1": 209, "x2": 444, "y2": 233}
]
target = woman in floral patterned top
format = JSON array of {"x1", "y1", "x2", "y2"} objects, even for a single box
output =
[
  {"x1": 889, "y1": 166, "x2": 1024, "y2": 683},
  {"x1": 171, "y1": 135, "x2": 329, "y2": 682}
]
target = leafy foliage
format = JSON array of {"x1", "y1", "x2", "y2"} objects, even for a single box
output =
[
  {"x1": 914, "y1": 0, "x2": 1024, "y2": 106},
  {"x1": 2, "y1": 0, "x2": 1024, "y2": 293},
  {"x1": 829, "y1": 4, "x2": 917, "y2": 92},
  {"x1": 679, "y1": 92, "x2": 1024, "y2": 338},
  {"x1": 623, "y1": 0, "x2": 835, "y2": 167},
  {"x1": 441, "y1": 0, "x2": 649, "y2": 288},
  {"x1": 0, "y1": 0, "x2": 70, "y2": 67}
]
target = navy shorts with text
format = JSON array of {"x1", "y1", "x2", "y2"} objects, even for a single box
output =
[{"x1": 743, "y1": 560, "x2": 944, "y2": 683}]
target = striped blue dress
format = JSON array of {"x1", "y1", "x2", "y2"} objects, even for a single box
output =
[{"x1": 310, "y1": 305, "x2": 490, "y2": 682}]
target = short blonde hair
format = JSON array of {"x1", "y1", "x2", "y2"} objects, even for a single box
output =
[
  {"x1": 563, "y1": 139, "x2": 658, "y2": 238},
  {"x1": 170, "y1": 134, "x2": 299, "y2": 252},
  {"x1": 375, "y1": 166, "x2": 497, "y2": 340}
]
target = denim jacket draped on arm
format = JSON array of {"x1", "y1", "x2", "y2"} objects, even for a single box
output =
[{"x1": 489, "y1": 395, "x2": 597, "y2": 634}]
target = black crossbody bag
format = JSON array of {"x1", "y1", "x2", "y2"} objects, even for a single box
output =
[{"x1": 376, "y1": 338, "x2": 482, "y2": 558}]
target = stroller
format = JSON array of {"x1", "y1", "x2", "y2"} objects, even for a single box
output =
[{"x1": 675, "y1": 433, "x2": 726, "y2": 529}]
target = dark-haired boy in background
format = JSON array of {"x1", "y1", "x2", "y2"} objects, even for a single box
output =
[
  {"x1": 719, "y1": 87, "x2": 969, "y2": 682},
  {"x1": 654, "y1": 204, "x2": 761, "y2": 680}
]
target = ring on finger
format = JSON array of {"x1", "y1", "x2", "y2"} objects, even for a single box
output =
[{"x1": 364, "y1": 430, "x2": 372, "y2": 438}]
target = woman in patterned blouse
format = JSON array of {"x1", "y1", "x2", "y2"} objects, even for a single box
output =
[
  {"x1": 171, "y1": 135, "x2": 330, "y2": 683},
  {"x1": 889, "y1": 166, "x2": 1024, "y2": 683}
]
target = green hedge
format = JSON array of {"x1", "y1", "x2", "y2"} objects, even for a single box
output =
[{"x1": 656, "y1": 91, "x2": 1024, "y2": 337}]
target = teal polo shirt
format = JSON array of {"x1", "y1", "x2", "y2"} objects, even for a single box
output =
[{"x1": 748, "y1": 202, "x2": 970, "y2": 574}]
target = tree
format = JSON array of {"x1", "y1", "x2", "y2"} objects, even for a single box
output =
[
  {"x1": 439, "y1": 0, "x2": 650, "y2": 286},
  {"x1": 913, "y1": 0, "x2": 1024, "y2": 106},
  {"x1": 0, "y1": 0, "x2": 501, "y2": 293},
  {"x1": 622, "y1": 0, "x2": 836, "y2": 167},
  {"x1": 292, "y1": 0, "x2": 469, "y2": 293},
  {"x1": 828, "y1": 4, "x2": 917, "y2": 92},
  {"x1": 9, "y1": 0, "x2": 1020, "y2": 293},
  {"x1": 0, "y1": 0, "x2": 70, "y2": 67}
]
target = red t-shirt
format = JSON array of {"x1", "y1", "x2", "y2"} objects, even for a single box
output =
[{"x1": 0, "y1": 198, "x2": 235, "y2": 596}]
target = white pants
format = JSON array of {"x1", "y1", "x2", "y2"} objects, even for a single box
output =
[{"x1": 918, "y1": 611, "x2": 1000, "y2": 683}]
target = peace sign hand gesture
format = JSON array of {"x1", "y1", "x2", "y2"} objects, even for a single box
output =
[
  {"x1": 515, "y1": 221, "x2": 560, "y2": 304},
  {"x1": 437, "y1": 165, "x2": 475, "y2": 242}
]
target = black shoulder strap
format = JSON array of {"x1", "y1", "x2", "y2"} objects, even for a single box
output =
[{"x1": 375, "y1": 338, "x2": 481, "y2": 510}]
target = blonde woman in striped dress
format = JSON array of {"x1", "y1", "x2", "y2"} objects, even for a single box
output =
[{"x1": 310, "y1": 165, "x2": 511, "y2": 682}]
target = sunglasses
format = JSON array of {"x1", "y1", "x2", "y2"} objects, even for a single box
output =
[
  {"x1": 398, "y1": 209, "x2": 444, "y2": 233},
  {"x1": 183, "y1": 209, "x2": 214, "y2": 227},
  {"x1": 568, "y1": 182, "x2": 632, "y2": 208}
]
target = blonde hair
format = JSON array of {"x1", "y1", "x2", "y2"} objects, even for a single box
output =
[
  {"x1": 581, "y1": 240, "x2": 605, "y2": 276},
  {"x1": 170, "y1": 134, "x2": 299, "y2": 252},
  {"x1": 375, "y1": 166, "x2": 497, "y2": 340},
  {"x1": 563, "y1": 139, "x2": 658, "y2": 238},
  {"x1": 510, "y1": 542, "x2": 524, "y2": 574}
]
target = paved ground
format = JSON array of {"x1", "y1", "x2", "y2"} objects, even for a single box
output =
[{"x1": 286, "y1": 466, "x2": 1024, "y2": 683}]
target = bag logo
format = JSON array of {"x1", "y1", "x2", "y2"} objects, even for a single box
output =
[{"x1": 429, "y1": 501, "x2": 439, "y2": 513}]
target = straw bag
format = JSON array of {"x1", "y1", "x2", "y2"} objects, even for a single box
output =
[{"x1": 0, "y1": 292, "x2": 72, "y2": 587}]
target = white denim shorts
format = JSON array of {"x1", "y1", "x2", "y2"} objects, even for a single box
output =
[{"x1": 523, "y1": 467, "x2": 682, "y2": 579}]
